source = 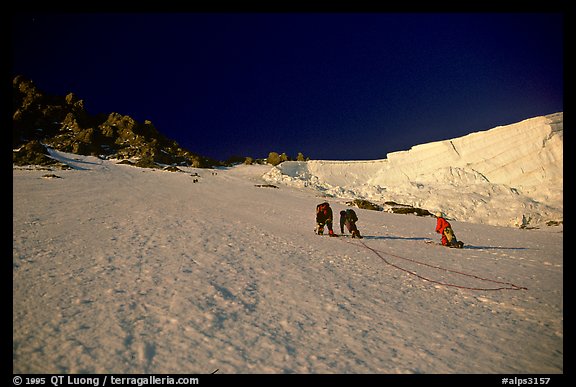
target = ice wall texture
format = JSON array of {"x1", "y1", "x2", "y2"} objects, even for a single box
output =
[{"x1": 265, "y1": 113, "x2": 563, "y2": 228}]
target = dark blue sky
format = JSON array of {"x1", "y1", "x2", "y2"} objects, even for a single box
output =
[{"x1": 11, "y1": 12, "x2": 564, "y2": 161}]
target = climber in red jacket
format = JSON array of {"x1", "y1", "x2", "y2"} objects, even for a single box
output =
[{"x1": 435, "y1": 212, "x2": 464, "y2": 248}]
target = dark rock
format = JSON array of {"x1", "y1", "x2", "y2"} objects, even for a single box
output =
[
  {"x1": 346, "y1": 199, "x2": 383, "y2": 211},
  {"x1": 13, "y1": 140, "x2": 58, "y2": 166},
  {"x1": 163, "y1": 166, "x2": 184, "y2": 172},
  {"x1": 390, "y1": 206, "x2": 433, "y2": 217}
]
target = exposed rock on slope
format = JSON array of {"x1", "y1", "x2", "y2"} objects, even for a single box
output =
[{"x1": 12, "y1": 75, "x2": 218, "y2": 168}]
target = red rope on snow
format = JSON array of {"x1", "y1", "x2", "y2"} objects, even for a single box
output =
[{"x1": 343, "y1": 238, "x2": 527, "y2": 291}]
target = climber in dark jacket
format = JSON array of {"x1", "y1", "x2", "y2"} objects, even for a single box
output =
[{"x1": 340, "y1": 208, "x2": 362, "y2": 238}]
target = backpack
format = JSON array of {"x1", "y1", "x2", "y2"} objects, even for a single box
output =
[
  {"x1": 443, "y1": 227, "x2": 464, "y2": 248},
  {"x1": 444, "y1": 227, "x2": 454, "y2": 242},
  {"x1": 316, "y1": 203, "x2": 327, "y2": 219},
  {"x1": 346, "y1": 209, "x2": 358, "y2": 222}
]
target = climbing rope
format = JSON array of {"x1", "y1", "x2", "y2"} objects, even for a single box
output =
[{"x1": 342, "y1": 238, "x2": 527, "y2": 291}]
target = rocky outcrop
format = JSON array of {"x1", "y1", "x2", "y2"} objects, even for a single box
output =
[
  {"x1": 13, "y1": 140, "x2": 60, "y2": 167},
  {"x1": 12, "y1": 76, "x2": 219, "y2": 168}
]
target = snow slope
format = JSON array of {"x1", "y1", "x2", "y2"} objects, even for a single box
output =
[
  {"x1": 13, "y1": 150, "x2": 562, "y2": 374},
  {"x1": 264, "y1": 112, "x2": 563, "y2": 228}
]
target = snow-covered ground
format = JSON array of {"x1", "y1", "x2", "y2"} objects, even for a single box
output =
[
  {"x1": 264, "y1": 113, "x2": 563, "y2": 228},
  {"x1": 13, "y1": 149, "x2": 562, "y2": 374}
]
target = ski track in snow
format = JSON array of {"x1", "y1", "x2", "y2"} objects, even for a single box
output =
[{"x1": 13, "y1": 154, "x2": 563, "y2": 374}]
